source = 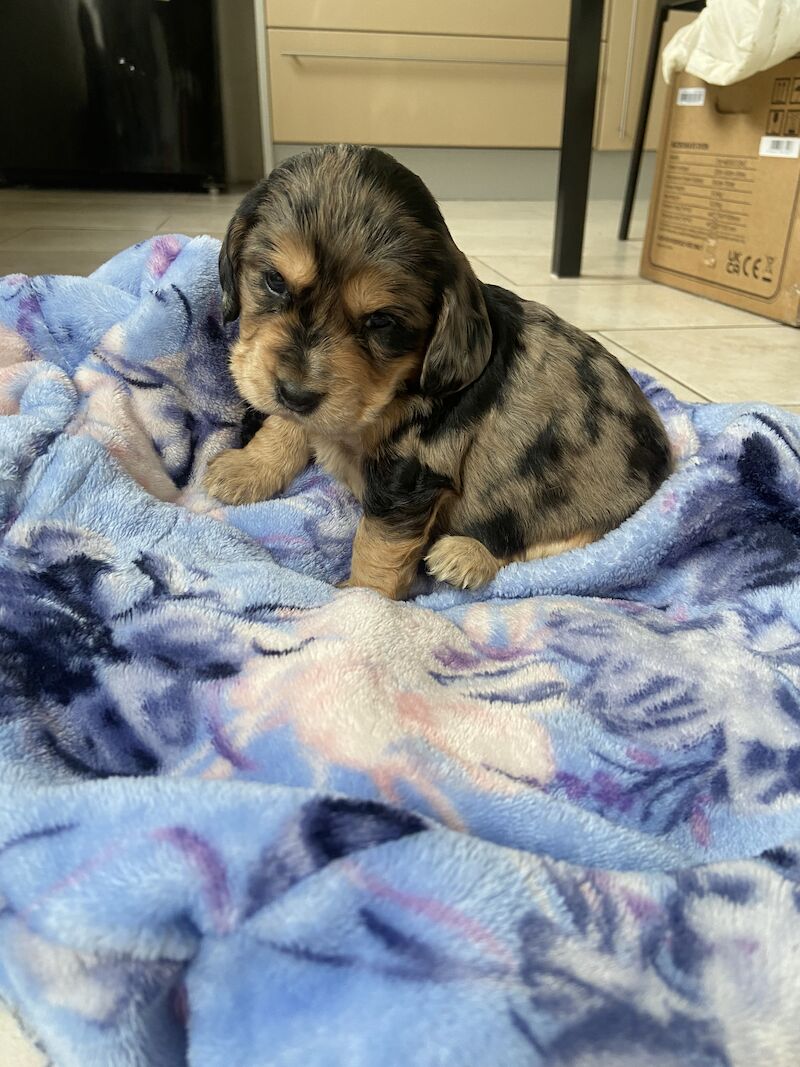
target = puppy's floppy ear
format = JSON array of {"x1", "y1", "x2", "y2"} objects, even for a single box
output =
[
  {"x1": 420, "y1": 250, "x2": 492, "y2": 395},
  {"x1": 219, "y1": 186, "x2": 262, "y2": 324}
]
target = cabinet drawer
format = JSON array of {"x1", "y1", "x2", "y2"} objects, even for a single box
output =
[
  {"x1": 266, "y1": 1, "x2": 574, "y2": 40},
  {"x1": 595, "y1": 0, "x2": 698, "y2": 150},
  {"x1": 268, "y1": 29, "x2": 568, "y2": 148}
]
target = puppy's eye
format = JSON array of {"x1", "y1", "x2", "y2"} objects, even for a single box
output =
[
  {"x1": 365, "y1": 311, "x2": 395, "y2": 331},
  {"x1": 264, "y1": 269, "x2": 287, "y2": 296}
]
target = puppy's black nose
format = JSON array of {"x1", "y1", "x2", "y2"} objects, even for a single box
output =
[{"x1": 276, "y1": 380, "x2": 323, "y2": 415}]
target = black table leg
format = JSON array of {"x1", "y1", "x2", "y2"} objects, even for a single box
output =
[
  {"x1": 619, "y1": 0, "x2": 669, "y2": 240},
  {"x1": 551, "y1": 0, "x2": 604, "y2": 278}
]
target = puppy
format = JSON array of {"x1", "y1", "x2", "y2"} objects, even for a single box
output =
[{"x1": 204, "y1": 145, "x2": 672, "y2": 599}]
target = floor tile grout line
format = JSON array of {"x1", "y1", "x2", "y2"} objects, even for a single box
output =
[
  {"x1": 470, "y1": 257, "x2": 649, "y2": 288},
  {"x1": 470, "y1": 255, "x2": 518, "y2": 286},
  {"x1": 0, "y1": 229, "x2": 31, "y2": 248},
  {"x1": 595, "y1": 331, "x2": 714, "y2": 402},
  {"x1": 0, "y1": 221, "x2": 176, "y2": 233},
  {"x1": 595, "y1": 328, "x2": 712, "y2": 398},
  {"x1": 596, "y1": 322, "x2": 778, "y2": 332}
]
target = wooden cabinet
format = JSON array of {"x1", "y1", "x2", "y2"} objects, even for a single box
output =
[
  {"x1": 266, "y1": 1, "x2": 574, "y2": 40},
  {"x1": 268, "y1": 30, "x2": 570, "y2": 148},
  {"x1": 596, "y1": 0, "x2": 699, "y2": 151},
  {"x1": 264, "y1": 0, "x2": 697, "y2": 150}
]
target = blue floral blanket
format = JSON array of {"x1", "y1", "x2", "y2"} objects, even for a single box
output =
[{"x1": 1, "y1": 235, "x2": 799, "y2": 1066}]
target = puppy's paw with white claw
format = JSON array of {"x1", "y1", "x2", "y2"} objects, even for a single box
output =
[
  {"x1": 425, "y1": 535, "x2": 500, "y2": 590},
  {"x1": 203, "y1": 448, "x2": 276, "y2": 506}
]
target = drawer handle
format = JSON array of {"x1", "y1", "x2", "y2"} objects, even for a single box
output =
[
  {"x1": 281, "y1": 50, "x2": 565, "y2": 68},
  {"x1": 619, "y1": 0, "x2": 640, "y2": 138}
]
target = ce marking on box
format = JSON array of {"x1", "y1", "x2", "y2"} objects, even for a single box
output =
[{"x1": 726, "y1": 251, "x2": 774, "y2": 283}]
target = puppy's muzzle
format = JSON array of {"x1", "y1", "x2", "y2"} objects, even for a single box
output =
[{"x1": 275, "y1": 379, "x2": 324, "y2": 415}]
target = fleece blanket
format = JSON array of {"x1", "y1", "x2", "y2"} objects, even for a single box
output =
[{"x1": 0, "y1": 235, "x2": 799, "y2": 1067}]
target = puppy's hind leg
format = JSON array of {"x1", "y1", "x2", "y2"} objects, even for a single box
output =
[
  {"x1": 516, "y1": 531, "x2": 597, "y2": 561},
  {"x1": 204, "y1": 416, "x2": 311, "y2": 505},
  {"x1": 426, "y1": 535, "x2": 501, "y2": 590}
]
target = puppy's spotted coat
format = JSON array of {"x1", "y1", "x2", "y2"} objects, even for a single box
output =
[{"x1": 205, "y1": 145, "x2": 672, "y2": 599}]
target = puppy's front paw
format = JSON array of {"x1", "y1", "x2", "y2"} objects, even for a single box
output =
[
  {"x1": 203, "y1": 448, "x2": 277, "y2": 506},
  {"x1": 426, "y1": 535, "x2": 500, "y2": 590}
]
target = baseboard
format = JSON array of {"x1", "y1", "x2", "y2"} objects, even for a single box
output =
[{"x1": 272, "y1": 145, "x2": 657, "y2": 201}]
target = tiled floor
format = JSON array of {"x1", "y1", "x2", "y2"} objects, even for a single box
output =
[{"x1": 0, "y1": 186, "x2": 797, "y2": 413}]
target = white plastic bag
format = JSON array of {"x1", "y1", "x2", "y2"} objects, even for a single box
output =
[{"x1": 662, "y1": 0, "x2": 800, "y2": 85}]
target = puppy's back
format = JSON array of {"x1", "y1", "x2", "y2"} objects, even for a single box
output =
[{"x1": 446, "y1": 288, "x2": 672, "y2": 558}]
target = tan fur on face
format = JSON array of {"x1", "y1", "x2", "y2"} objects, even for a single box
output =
[
  {"x1": 268, "y1": 234, "x2": 317, "y2": 292},
  {"x1": 351, "y1": 350, "x2": 421, "y2": 428},
  {"x1": 228, "y1": 318, "x2": 421, "y2": 443},
  {"x1": 228, "y1": 324, "x2": 282, "y2": 414},
  {"x1": 231, "y1": 252, "x2": 427, "y2": 439},
  {"x1": 341, "y1": 268, "x2": 426, "y2": 323}
]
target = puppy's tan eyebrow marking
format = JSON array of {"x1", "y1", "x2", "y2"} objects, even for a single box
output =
[
  {"x1": 342, "y1": 268, "x2": 424, "y2": 322},
  {"x1": 343, "y1": 273, "x2": 398, "y2": 320},
  {"x1": 268, "y1": 234, "x2": 318, "y2": 292}
]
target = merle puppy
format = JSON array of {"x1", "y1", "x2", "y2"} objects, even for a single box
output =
[{"x1": 204, "y1": 145, "x2": 672, "y2": 598}]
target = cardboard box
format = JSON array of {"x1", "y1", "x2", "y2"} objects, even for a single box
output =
[{"x1": 641, "y1": 59, "x2": 800, "y2": 326}]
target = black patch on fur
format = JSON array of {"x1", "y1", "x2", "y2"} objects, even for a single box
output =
[
  {"x1": 462, "y1": 508, "x2": 527, "y2": 558},
  {"x1": 274, "y1": 320, "x2": 309, "y2": 374},
  {"x1": 419, "y1": 284, "x2": 525, "y2": 439},
  {"x1": 518, "y1": 417, "x2": 564, "y2": 480},
  {"x1": 290, "y1": 192, "x2": 319, "y2": 234},
  {"x1": 363, "y1": 453, "x2": 452, "y2": 535},
  {"x1": 356, "y1": 148, "x2": 446, "y2": 236},
  {"x1": 574, "y1": 340, "x2": 606, "y2": 444},
  {"x1": 385, "y1": 323, "x2": 423, "y2": 359},
  {"x1": 517, "y1": 416, "x2": 573, "y2": 513},
  {"x1": 239, "y1": 405, "x2": 264, "y2": 448},
  {"x1": 295, "y1": 293, "x2": 314, "y2": 330},
  {"x1": 627, "y1": 411, "x2": 671, "y2": 492},
  {"x1": 362, "y1": 320, "x2": 423, "y2": 362},
  {"x1": 219, "y1": 184, "x2": 264, "y2": 323},
  {"x1": 537, "y1": 480, "x2": 572, "y2": 512}
]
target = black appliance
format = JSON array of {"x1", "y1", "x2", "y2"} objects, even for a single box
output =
[{"x1": 0, "y1": 0, "x2": 225, "y2": 190}]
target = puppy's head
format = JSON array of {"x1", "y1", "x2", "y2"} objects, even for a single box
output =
[{"x1": 219, "y1": 145, "x2": 491, "y2": 435}]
